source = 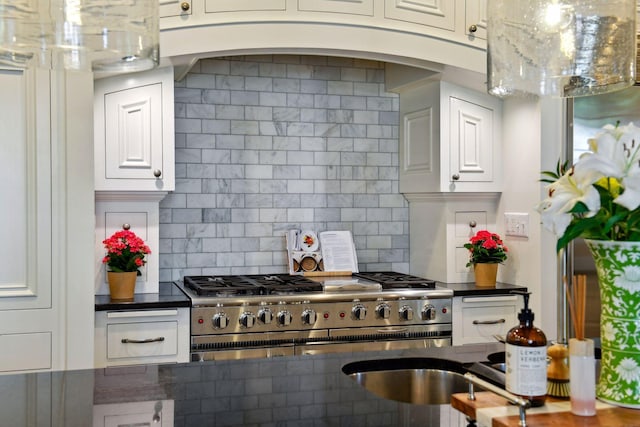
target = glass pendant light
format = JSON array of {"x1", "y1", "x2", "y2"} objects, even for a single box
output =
[
  {"x1": 487, "y1": 0, "x2": 636, "y2": 98},
  {"x1": 0, "y1": 0, "x2": 159, "y2": 72}
]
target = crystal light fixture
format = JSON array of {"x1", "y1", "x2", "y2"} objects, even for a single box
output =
[
  {"x1": 0, "y1": 0, "x2": 159, "y2": 72},
  {"x1": 487, "y1": 0, "x2": 636, "y2": 98}
]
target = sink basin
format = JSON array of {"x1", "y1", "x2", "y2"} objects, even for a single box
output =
[
  {"x1": 491, "y1": 362, "x2": 506, "y2": 373},
  {"x1": 342, "y1": 357, "x2": 470, "y2": 405}
]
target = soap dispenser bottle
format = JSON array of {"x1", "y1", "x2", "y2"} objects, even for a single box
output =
[{"x1": 505, "y1": 291, "x2": 547, "y2": 407}]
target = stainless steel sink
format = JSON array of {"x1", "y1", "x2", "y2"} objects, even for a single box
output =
[
  {"x1": 341, "y1": 357, "x2": 470, "y2": 405},
  {"x1": 491, "y1": 362, "x2": 506, "y2": 372}
]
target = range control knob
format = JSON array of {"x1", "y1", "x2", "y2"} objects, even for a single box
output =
[
  {"x1": 422, "y1": 304, "x2": 436, "y2": 321},
  {"x1": 352, "y1": 304, "x2": 367, "y2": 320},
  {"x1": 212, "y1": 312, "x2": 228, "y2": 329},
  {"x1": 258, "y1": 307, "x2": 273, "y2": 324},
  {"x1": 277, "y1": 310, "x2": 292, "y2": 326},
  {"x1": 239, "y1": 312, "x2": 256, "y2": 328},
  {"x1": 399, "y1": 305, "x2": 414, "y2": 321},
  {"x1": 375, "y1": 303, "x2": 391, "y2": 319},
  {"x1": 302, "y1": 309, "x2": 317, "y2": 325}
]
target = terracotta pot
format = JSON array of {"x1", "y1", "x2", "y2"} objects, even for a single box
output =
[
  {"x1": 474, "y1": 263, "x2": 498, "y2": 287},
  {"x1": 107, "y1": 271, "x2": 137, "y2": 300}
]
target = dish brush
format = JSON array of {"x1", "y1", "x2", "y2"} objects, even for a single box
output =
[{"x1": 547, "y1": 342, "x2": 570, "y2": 398}]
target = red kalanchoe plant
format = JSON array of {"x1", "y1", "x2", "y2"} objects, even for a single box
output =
[
  {"x1": 463, "y1": 230, "x2": 508, "y2": 267},
  {"x1": 102, "y1": 230, "x2": 151, "y2": 276}
]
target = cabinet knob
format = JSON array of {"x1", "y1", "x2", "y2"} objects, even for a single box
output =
[
  {"x1": 153, "y1": 169, "x2": 162, "y2": 178},
  {"x1": 122, "y1": 223, "x2": 131, "y2": 230},
  {"x1": 469, "y1": 24, "x2": 478, "y2": 33},
  {"x1": 452, "y1": 173, "x2": 460, "y2": 181},
  {"x1": 181, "y1": 1, "x2": 190, "y2": 11},
  {"x1": 469, "y1": 220, "x2": 477, "y2": 228}
]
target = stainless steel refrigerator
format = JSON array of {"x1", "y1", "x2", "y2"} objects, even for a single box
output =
[{"x1": 570, "y1": 84, "x2": 640, "y2": 338}]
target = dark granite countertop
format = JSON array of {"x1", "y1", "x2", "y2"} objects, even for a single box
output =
[
  {"x1": 2, "y1": 343, "x2": 504, "y2": 427},
  {"x1": 95, "y1": 282, "x2": 190, "y2": 311},
  {"x1": 441, "y1": 282, "x2": 528, "y2": 296}
]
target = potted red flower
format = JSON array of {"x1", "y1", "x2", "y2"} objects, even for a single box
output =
[
  {"x1": 463, "y1": 230, "x2": 508, "y2": 287},
  {"x1": 102, "y1": 230, "x2": 151, "y2": 299}
]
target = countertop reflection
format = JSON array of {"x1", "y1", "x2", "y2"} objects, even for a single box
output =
[{"x1": 0, "y1": 343, "x2": 503, "y2": 427}]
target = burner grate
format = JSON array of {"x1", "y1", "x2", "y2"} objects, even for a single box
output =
[
  {"x1": 183, "y1": 274, "x2": 323, "y2": 296},
  {"x1": 353, "y1": 272, "x2": 436, "y2": 289}
]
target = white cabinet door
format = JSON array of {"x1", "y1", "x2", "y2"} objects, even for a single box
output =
[
  {"x1": 465, "y1": 0, "x2": 487, "y2": 39},
  {"x1": 205, "y1": 0, "x2": 285, "y2": 13},
  {"x1": 0, "y1": 67, "x2": 57, "y2": 373},
  {"x1": 384, "y1": 0, "x2": 455, "y2": 31},
  {"x1": 449, "y1": 96, "x2": 494, "y2": 184},
  {"x1": 95, "y1": 66, "x2": 175, "y2": 192},
  {"x1": 104, "y1": 83, "x2": 163, "y2": 181},
  {"x1": 95, "y1": 198, "x2": 161, "y2": 295},
  {"x1": 298, "y1": 0, "x2": 374, "y2": 15},
  {"x1": 399, "y1": 80, "x2": 502, "y2": 194},
  {"x1": 159, "y1": 0, "x2": 191, "y2": 17},
  {"x1": 0, "y1": 68, "x2": 51, "y2": 309},
  {"x1": 409, "y1": 197, "x2": 497, "y2": 283}
]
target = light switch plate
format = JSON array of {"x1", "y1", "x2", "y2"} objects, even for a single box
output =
[{"x1": 504, "y1": 212, "x2": 529, "y2": 237}]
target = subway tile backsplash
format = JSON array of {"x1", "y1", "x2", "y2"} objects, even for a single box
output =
[{"x1": 159, "y1": 55, "x2": 409, "y2": 280}]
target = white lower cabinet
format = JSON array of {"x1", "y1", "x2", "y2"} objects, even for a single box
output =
[
  {"x1": 95, "y1": 309, "x2": 189, "y2": 367},
  {"x1": 94, "y1": 400, "x2": 174, "y2": 427},
  {"x1": 452, "y1": 295, "x2": 520, "y2": 346}
]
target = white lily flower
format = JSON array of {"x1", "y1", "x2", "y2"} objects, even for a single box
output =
[
  {"x1": 537, "y1": 166, "x2": 601, "y2": 237},
  {"x1": 539, "y1": 121, "x2": 640, "y2": 247},
  {"x1": 616, "y1": 174, "x2": 640, "y2": 210},
  {"x1": 580, "y1": 122, "x2": 640, "y2": 210}
]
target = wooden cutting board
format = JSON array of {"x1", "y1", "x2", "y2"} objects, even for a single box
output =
[{"x1": 451, "y1": 392, "x2": 640, "y2": 426}]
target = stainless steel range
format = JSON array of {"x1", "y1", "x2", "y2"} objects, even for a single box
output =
[{"x1": 176, "y1": 272, "x2": 453, "y2": 361}]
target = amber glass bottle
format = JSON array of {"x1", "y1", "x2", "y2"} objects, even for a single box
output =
[{"x1": 505, "y1": 292, "x2": 547, "y2": 407}]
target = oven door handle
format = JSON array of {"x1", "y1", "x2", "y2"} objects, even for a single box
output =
[{"x1": 376, "y1": 327, "x2": 409, "y2": 333}]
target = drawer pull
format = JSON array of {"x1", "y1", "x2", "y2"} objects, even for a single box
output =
[
  {"x1": 472, "y1": 318, "x2": 506, "y2": 325},
  {"x1": 121, "y1": 337, "x2": 165, "y2": 344}
]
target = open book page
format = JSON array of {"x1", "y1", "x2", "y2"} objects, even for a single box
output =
[{"x1": 319, "y1": 231, "x2": 359, "y2": 273}]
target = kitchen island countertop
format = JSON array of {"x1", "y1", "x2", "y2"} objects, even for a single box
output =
[{"x1": 3, "y1": 343, "x2": 504, "y2": 427}]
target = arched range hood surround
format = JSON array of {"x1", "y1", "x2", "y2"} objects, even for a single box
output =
[{"x1": 160, "y1": 14, "x2": 488, "y2": 82}]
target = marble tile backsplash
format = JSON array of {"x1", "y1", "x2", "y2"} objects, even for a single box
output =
[{"x1": 159, "y1": 55, "x2": 408, "y2": 280}]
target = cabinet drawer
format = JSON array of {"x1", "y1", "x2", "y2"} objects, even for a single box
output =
[
  {"x1": 107, "y1": 321, "x2": 178, "y2": 360},
  {"x1": 460, "y1": 304, "x2": 515, "y2": 344},
  {"x1": 453, "y1": 295, "x2": 519, "y2": 345}
]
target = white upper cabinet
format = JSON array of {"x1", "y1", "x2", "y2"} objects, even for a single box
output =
[
  {"x1": 465, "y1": 0, "x2": 487, "y2": 40},
  {"x1": 384, "y1": 0, "x2": 455, "y2": 31},
  {"x1": 299, "y1": 0, "x2": 373, "y2": 16},
  {"x1": 94, "y1": 66, "x2": 175, "y2": 192},
  {"x1": 159, "y1": 0, "x2": 192, "y2": 17},
  {"x1": 399, "y1": 80, "x2": 502, "y2": 193},
  {"x1": 205, "y1": 0, "x2": 285, "y2": 12},
  {"x1": 159, "y1": 0, "x2": 489, "y2": 76}
]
